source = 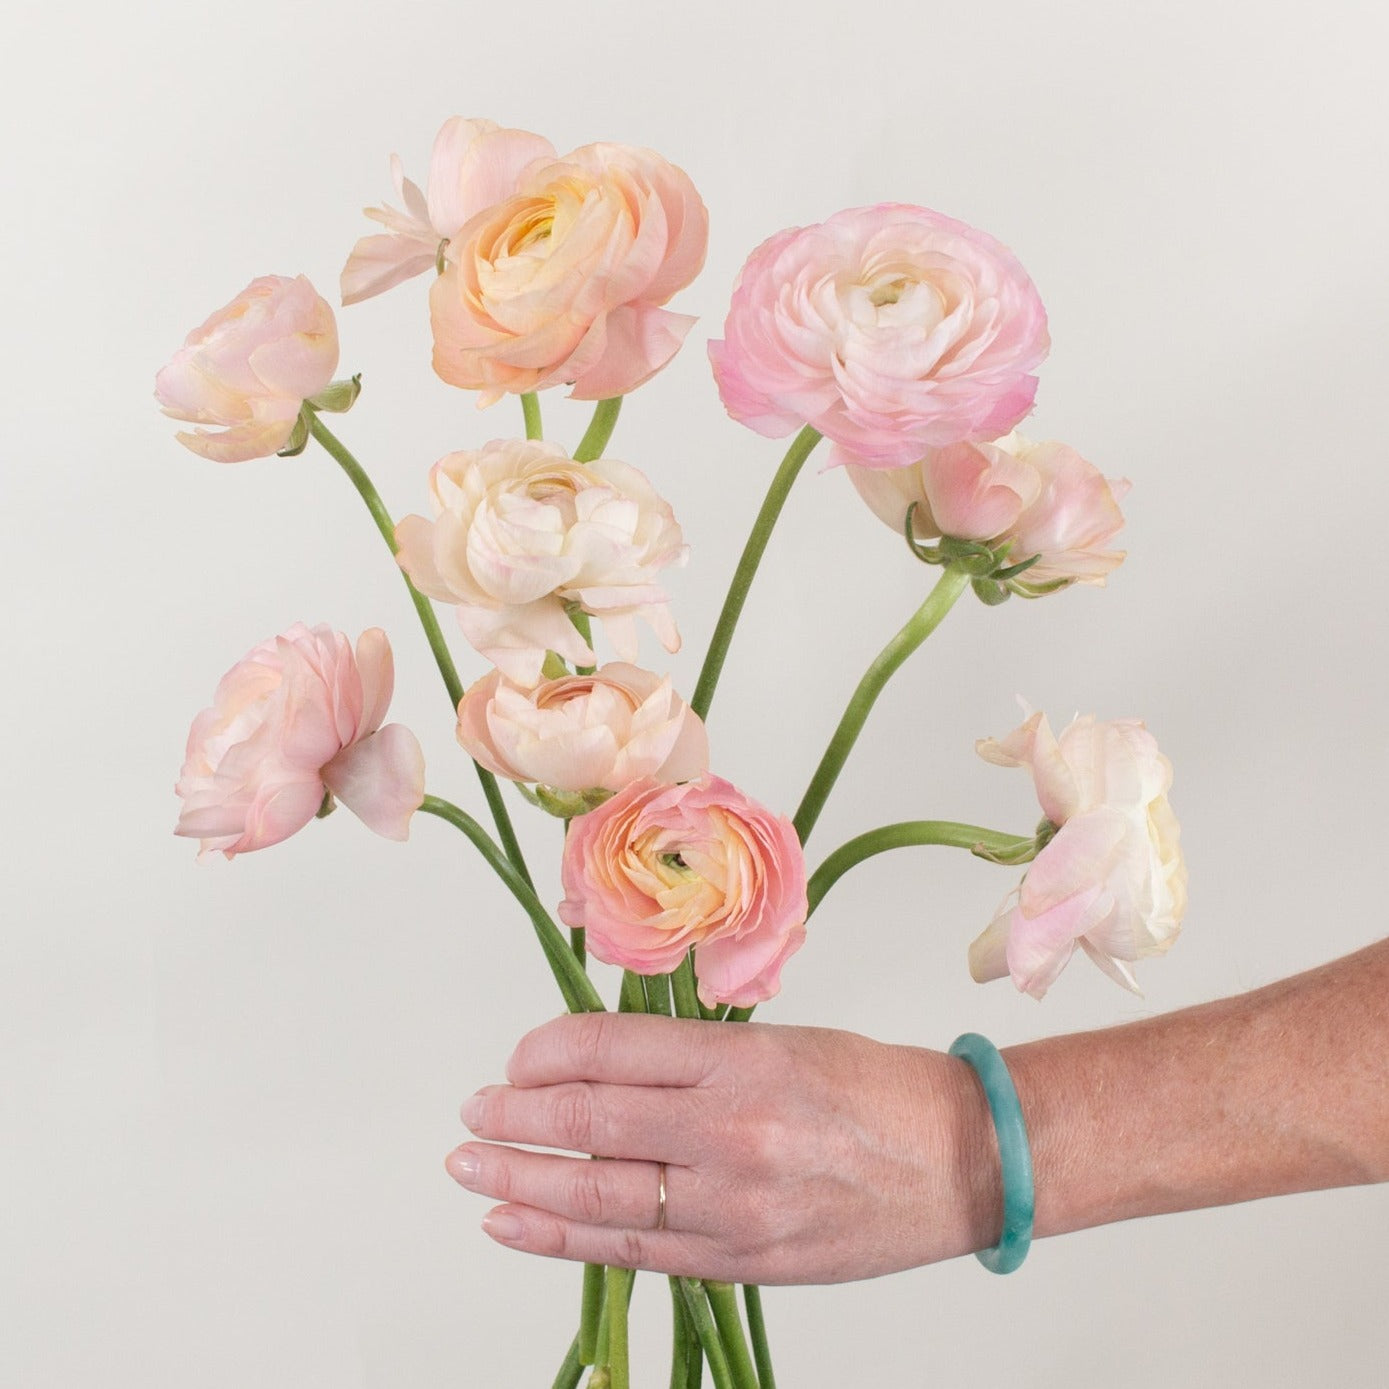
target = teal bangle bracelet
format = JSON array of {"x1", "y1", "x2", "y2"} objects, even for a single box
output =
[{"x1": 949, "y1": 1032, "x2": 1034, "y2": 1274}]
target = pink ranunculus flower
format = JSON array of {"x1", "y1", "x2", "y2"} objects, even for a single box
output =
[
  {"x1": 969, "y1": 710, "x2": 1187, "y2": 998},
  {"x1": 340, "y1": 118, "x2": 556, "y2": 306},
  {"x1": 457, "y1": 663, "x2": 707, "y2": 793},
  {"x1": 394, "y1": 438, "x2": 686, "y2": 686},
  {"x1": 174, "y1": 624, "x2": 425, "y2": 861},
  {"x1": 847, "y1": 432, "x2": 1129, "y2": 591},
  {"x1": 429, "y1": 139, "x2": 708, "y2": 403},
  {"x1": 559, "y1": 775, "x2": 808, "y2": 1008},
  {"x1": 155, "y1": 275, "x2": 339, "y2": 462},
  {"x1": 710, "y1": 204, "x2": 1049, "y2": 469}
]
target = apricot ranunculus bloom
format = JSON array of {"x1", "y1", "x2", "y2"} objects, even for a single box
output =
[
  {"x1": 559, "y1": 775, "x2": 808, "y2": 1008},
  {"x1": 394, "y1": 438, "x2": 686, "y2": 685},
  {"x1": 969, "y1": 711, "x2": 1187, "y2": 998},
  {"x1": 174, "y1": 624, "x2": 425, "y2": 861},
  {"x1": 710, "y1": 204, "x2": 1049, "y2": 469},
  {"x1": 847, "y1": 432, "x2": 1129, "y2": 592},
  {"x1": 155, "y1": 275, "x2": 339, "y2": 463},
  {"x1": 456, "y1": 663, "x2": 707, "y2": 794},
  {"x1": 428, "y1": 136, "x2": 708, "y2": 403}
]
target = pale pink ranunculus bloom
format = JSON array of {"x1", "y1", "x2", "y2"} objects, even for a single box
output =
[
  {"x1": 429, "y1": 139, "x2": 709, "y2": 403},
  {"x1": 340, "y1": 118, "x2": 556, "y2": 306},
  {"x1": 709, "y1": 204, "x2": 1049, "y2": 469},
  {"x1": 174, "y1": 624, "x2": 425, "y2": 860},
  {"x1": 969, "y1": 710, "x2": 1187, "y2": 998},
  {"x1": 847, "y1": 432, "x2": 1129, "y2": 591},
  {"x1": 395, "y1": 438, "x2": 686, "y2": 686},
  {"x1": 155, "y1": 275, "x2": 339, "y2": 462},
  {"x1": 456, "y1": 663, "x2": 707, "y2": 793},
  {"x1": 559, "y1": 775, "x2": 807, "y2": 1008}
]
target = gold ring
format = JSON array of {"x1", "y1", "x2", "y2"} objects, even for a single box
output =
[{"x1": 656, "y1": 1162, "x2": 668, "y2": 1231}]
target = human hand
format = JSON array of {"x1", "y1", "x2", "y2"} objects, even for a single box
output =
[{"x1": 446, "y1": 1013, "x2": 999, "y2": 1284}]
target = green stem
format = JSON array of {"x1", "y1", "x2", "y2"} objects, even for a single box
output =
[
  {"x1": 725, "y1": 1006, "x2": 754, "y2": 1023},
  {"x1": 793, "y1": 563, "x2": 970, "y2": 846},
  {"x1": 573, "y1": 397, "x2": 623, "y2": 462},
  {"x1": 418, "y1": 796, "x2": 603, "y2": 1014},
  {"x1": 676, "y1": 1281, "x2": 735, "y2": 1389},
  {"x1": 703, "y1": 1282, "x2": 760, "y2": 1389},
  {"x1": 552, "y1": 1334, "x2": 584, "y2": 1389},
  {"x1": 671, "y1": 955, "x2": 701, "y2": 1020},
  {"x1": 670, "y1": 1279, "x2": 702, "y2": 1389},
  {"x1": 742, "y1": 1287, "x2": 775, "y2": 1389},
  {"x1": 807, "y1": 821, "x2": 1036, "y2": 918},
  {"x1": 570, "y1": 608, "x2": 596, "y2": 675},
  {"x1": 580, "y1": 1262, "x2": 606, "y2": 1364},
  {"x1": 645, "y1": 971, "x2": 673, "y2": 1017},
  {"x1": 691, "y1": 427, "x2": 820, "y2": 722},
  {"x1": 604, "y1": 1266, "x2": 635, "y2": 1389},
  {"x1": 305, "y1": 411, "x2": 533, "y2": 889},
  {"x1": 521, "y1": 392, "x2": 543, "y2": 441}
]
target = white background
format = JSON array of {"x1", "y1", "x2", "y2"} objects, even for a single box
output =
[{"x1": 4, "y1": 0, "x2": 1387, "y2": 1383}]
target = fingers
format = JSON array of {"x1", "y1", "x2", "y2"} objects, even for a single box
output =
[
  {"x1": 447, "y1": 1142, "x2": 709, "y2": 1234},
  {"x1": 473, "y1": 1200, "x2": 727, "y2": 1280},
  {"x1": 505, "y1": 1011, "x2": 724, "y2": 1089},
  {"x1": 462, "y1": 1079, "x2": 709, "y2": 1163}
]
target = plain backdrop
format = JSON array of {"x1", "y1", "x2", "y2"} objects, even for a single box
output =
[{"x1": 4, "y1": 0, "x2": 1387, "y2": 1383}]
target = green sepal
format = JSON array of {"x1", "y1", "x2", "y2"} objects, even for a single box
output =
[
  {"x1": 306, "y1": 374, "x2": 362, "y2": 414},
  {"x1": 520, "y1": 783, "x2": 616, "y2": 819},
  {"x1": 902, "y1": 503, "x2": 946, "y2": 564},
  {"x1": 276, "y1": 408, "x2": 311, "y2": 457},
  {"x1": 541, "y1": 650, "x2": 571, "y2": 681},
  {"x1": 1010, "y1": 576, "x2": 1073, "y2": 599},
  {"x1": 315, "y1": 789, "x2": 337, "y2": 819},
  {"x1": 993, "y1": 553, "x2": 1041, "y2": 582},
  {"x1": 972, "y1": 576, "x2": 1012, "y2": 606}
]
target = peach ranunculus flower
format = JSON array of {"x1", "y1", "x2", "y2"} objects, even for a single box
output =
[
  {"x1": 155, "y1": 275, "x2": 339, "y2": 463},
  {"x1": 969, "y1": 710, "x2": 1187, "y2": 998},
  {"x1": 394, "y1": 439, "x2": 686, "y2": 686},
  {"x1": 340, "y1": 118, "x2": 555, "y2": 306},
  {"x1": 428, "y1": 137, "x2": 709, "y2": 403},
  {"x1": 847, "y1": 432, "x2": 1129, "y2": 593},
  {"x1": 559, "y1": 775, "x2": 808, "y2": 1008},
  {"x1": 456, "y1": 663, "x2": 708, "y2": 804},
  {"x1": 709, "y1": 204, "x2": 1049, "y2": 470},
  {"x1": 174, "y1": 624, "x2": 425, "y2": 861}
]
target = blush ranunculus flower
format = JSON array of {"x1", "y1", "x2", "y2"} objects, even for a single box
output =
[
  {"x1": 174, "y1": 624, "x2": 425, "y2": 861},
  {"x1": 429, "y1": 138, "x2": 708, "y2": 403},
  {"x1": 710, "y1": 204, "x2": 1049, "y2": 469},
  {"x1": 456, "y1": 663, "x2": 707, "y2": 794},
  {"x1": 847, "y1": 432, "x2": 1129, "y2": 592},
  {"x1": 969, "y1": 710, "x2": 1187, "y2": 998},
  {"x1": 559, "y1": 775, "x2": 807, "y2": 1008},
  {"x1": 394, "y1": 438, "x2": 686, "y2": 685},
  {"x1": 155, "y1": 275, "x2": 339, "y2": 462},
  {"x1": 340, "y1": 118, "x2": 556, "y2": 305}
]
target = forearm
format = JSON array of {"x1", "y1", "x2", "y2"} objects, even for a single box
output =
[{"x1": 962, "y1": 939, "x2": 1389, "y2": 1249}]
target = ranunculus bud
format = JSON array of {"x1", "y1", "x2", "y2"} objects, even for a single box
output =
[
  {"x1": 394, "y1": 438, "x2": 686, "y2": 685},
  {"x1": 847, "y1": 432, "x2": 1128, "y2": 594},
  {"x1": 969, "y1": 710, "x2": 1187, "y2": 998},
  {"x1": 456, "y1": 663, "x2": 707, "y2": 798},
  {"x1": 174, "y1": 624, "x2": 424, "y2": 860},
  {"x1": 155, "y1": 275, "x2": 339, "y2": 462},
  {"x1": 710, "y1": 204, "x2": 1049, "y2": 468},
  {"x1": 559, "y1": 775, "x2": 807, "y2": 1008}
]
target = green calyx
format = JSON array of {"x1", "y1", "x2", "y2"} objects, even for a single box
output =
[
  {"x1": 900, "y1": 508, "x2": 1067, "y2": 604},
  {"x1": 277, "y1": 408, "x2": 312, "y2": 456},
  {"x1": 519, "y1": 783, "x2": 616, "y2": 820},
  {"x1": 307, "y1": 374, "x2": 362, "y2": 414}
]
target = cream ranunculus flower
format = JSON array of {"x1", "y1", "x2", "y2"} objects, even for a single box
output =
[
  {"x1": 394, "y1": 439, "x2": 686, "y2": 685},
  {"x1": 456, "y1": 663, "x2": 708, "y2": 796},
  {"x1": 969, "y1": 710, "x2": 1187, "y2": 998}
]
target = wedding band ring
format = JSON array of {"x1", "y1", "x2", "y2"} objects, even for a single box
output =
[{"x1": 656, "y1": 1162, "x2": 668, "y2": 1231}]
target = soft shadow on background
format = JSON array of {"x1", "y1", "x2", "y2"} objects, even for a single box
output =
[{"x1": 4, "y1": 0, "x2": 1387, "y2": 1383}]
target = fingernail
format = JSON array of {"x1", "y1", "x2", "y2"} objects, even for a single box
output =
[
  {"x1": 483, "y1": 1211, "x2": 524, "y2": 1242},
  {"x1": 446, "y1": 1148, "x2": 479, "y2": 1186},
  {"x1": 461, "y1": 1093, "x2": 485, "y2": 1130}
]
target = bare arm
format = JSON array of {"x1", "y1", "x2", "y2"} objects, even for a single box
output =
[{"x1": 448, "y1": 939, "x2": 1389, "y2": 1283}]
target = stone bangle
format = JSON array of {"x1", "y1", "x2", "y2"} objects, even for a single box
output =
[{"x1": 949, "y1": 1032, "x2": 1035, "y2": 1274}]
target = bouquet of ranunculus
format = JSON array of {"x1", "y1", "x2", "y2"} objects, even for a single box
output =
[{"x1": 160, "y1": 117, "x2": 1186, "y2": 1387}]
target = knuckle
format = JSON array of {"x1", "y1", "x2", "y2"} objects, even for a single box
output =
[
  {"x1": 552, "y1": 1083, "x2": 597, "y2": 1151},
  {"x1": 614, "y1": 1227, "x2": 646, "y2": 1270},
  {"x1": 568, "y1": 1165, "x2": 607, "y2": 1225},
  {"x1": 573, "y1": 1010, "x2": 613, "y2": 1073}
]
